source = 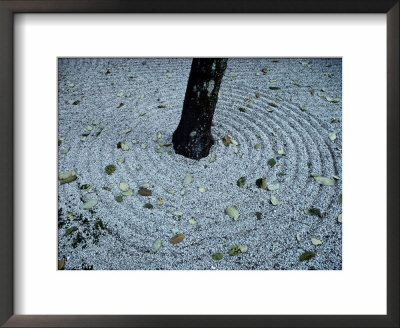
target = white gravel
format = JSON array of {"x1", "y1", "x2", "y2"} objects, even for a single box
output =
[{"x1": 58, "y1": 58, "x2": 342, "y2": 270}]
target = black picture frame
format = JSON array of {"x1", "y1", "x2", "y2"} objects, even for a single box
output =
[{"x1": 0, "y1": 1, "x2": 398, "y2": 327}]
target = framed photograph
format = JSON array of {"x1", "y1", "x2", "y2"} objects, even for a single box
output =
[{"x1": 1, "y1": 1, "x2": 398, "y2": 327}]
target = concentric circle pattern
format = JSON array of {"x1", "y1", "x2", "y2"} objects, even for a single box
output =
[{"x1": 58, "y1": 58, "x2": 342, "y2": 270}]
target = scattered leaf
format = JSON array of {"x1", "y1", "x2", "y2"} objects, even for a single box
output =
[
  {"x1": 225, "y1": 206, "x2": 240, "y2": 221},
  {"x1": 296, "y1": 234, "x2": 301, "y2": 241},
  {"x1": 153, "y1": 238, "x2": 162, "y2": 252},
  {"x1": 122, "y1": 189, "x2": 133, "y2": 196},
  {"x1": 138, "y1": 188, "x2": 152, "y2": 196},
  {"x1": 324, "y1": 73, "x2": 332, "y2": 78},
  {"x1": 168, "y1": 190, "x2": 176, "y2": 194},
  {"x1": 338, "y1": 213, "x2": 342, "y2": 223},
  {"x1": 80, "y1": 184, "x2": 91, "y2": 191},
  {"x1": 140, "y1": 143, "x2": 147, "y2": 149},
  {"x1": 267, "y1": 102, "x2": 277, "y2": 108},
  {"x1": 270, "y1": 196, "x2": 279, "y2": 206},
  {"x1": 120, "y1": 142, "x2": 130, "y2": 151},
  {"x1": 170, "y1": 234, "x2": 184, "y2": 244},
  {"x1": 300, "y1": 107, "x2": 306, "y2": 112},
  {"x1": 117, "y1": 157, "x2": 125, "y2": 165},
  {"x1": 256, "y1": 178, "x2": 267, "y2": 189},
  {"x1": 157, "y1": 198, "x2": 164, "y2": 205},
  {"x1": 143, "y1": 203, "x2": 153, "y2": 209},
  {"x1": 172, "y1": 211, "x2": 183, "y2": 218},
  {"x1": 120, "y1": 128, "x2": 132, "y2": 134},
  {"x1": 117, "y1": 103, "x2": 124, "y2": 108},
  {"x1": 267, "y1": 182, "x2": 280, "y2": 191},
  {"x1": 313, "y1": 176, "x2": 335, "y2": 186},
  {"x1": 310, "y1": 89, "x2": 315, "y2": 95},
  {"x1": 61, "y1": 146, "x2": 70, "y2": 154},
  {"x1": 269, "y1": 86, "x2": 281, "y2": 90},
  {"x1": 255, "y1": 212, "x2": 262, "y2": 220},
  {"x1": 328, "y1": 133, "x2": 337, "y2": 141},
  {"x1": 183, "y1": 174, "x2": 192, "y2": 185},
  {"x1": 304, "y1": 208, "x2": 322, "y2": 218},
  {"x1": 238, "y1": 107, "x2": 246, "y2": 113},
  {"x1": 332, "y1": 175, "x2": 340, "y2": 180},
  {"x1": 231, "y1": 139, "x2": 239, "y2": 146},
  {"x1": 210, "y1": 154, "x2": 216, "y2": 163},
  {"x1": 82, "y1": 199, "x2": 98, "y2": 210},
  {"x1": 295, "y1": 83, "x2": 302, "y2": 87},
  {"x1": 58, "y1": 259, "x2": 65, "y2": 270},
  {"x1": 311, "y1": 238, "x2": 323, "y2": 246},
  {"x1": 115, "y1": 196, "x2": 123, "y2": 202},
  {"x1": 212, "y1": 253, "x2": 224, "y2": 260},
  {"x1": 339, "y1": 194, "x2": 342, "y2": 203},
  {"x1": 198, "y1": 187, "x2": 206, "y2": 193},
  {"x1": 72, "y1": 100, "x2": 80, "y2": 105},
  {"x1": 300, "y1": 251, "x2": 315, "y2": 261},
  {"x1": 228, "y1": 245, "x2": 242, "y2": 256},
  {"x1": 268, "y1": 158, "x2": 276, "y2": 167},
  {"x1": 255, "y1": 93, "x2": 260, "y2": 98},
  {"x1": 265, "y1": 107, "x2": 273, "y2": 112},
  {"x1": 64, "y1": 226, "x2": 77, "y2": 236},
  {"x1": 230, "y1": 74, "x2": 237, "y2": 78},
  {"x1": 188, "y1": 219, "x2": 197, "y2": 225},
  {"x1": 222, "y1": 136, "x2": 231, "y2": 146},
  {"x1": 278, "y1": 148, "x2": 285, "y2": 155},
  {"x1": 272, "y1": 131, "x2": 278, "y2": 138},
  {"x1": 103, "y1": 186, "x2": 111, "y2": 191},
  {"x1": 237, "y1": 176, "x2": 246, "y2": 188},
  {"x1": 105, "y1": 164, "x2": 116, "y2": 175},
  {"x1": 262, "y1": 68, "x2": 268, "y2": 73},
  {"x1": 119, "y1": 182, "x2": 130, "y2": 191},
  {"x1": 254, "y1": 143, "x2": 261, "y2": 149},
  {"x1": 321, "y1": 87, "x2": 326, "y2": 92}
]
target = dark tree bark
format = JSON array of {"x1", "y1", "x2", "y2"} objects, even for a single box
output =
[{"x1": 172, "y1": 58, "x2": 228, "y2": 160}]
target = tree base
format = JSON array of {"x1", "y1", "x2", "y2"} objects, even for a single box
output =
[{"x1": 172, "y1": 130, "x2": 214, "y2": 160}]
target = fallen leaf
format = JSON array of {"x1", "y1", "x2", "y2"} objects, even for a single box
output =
[
  {"x1": 222, "y1": 136, "x2": 231, "y2": 146},
  {"x1": 304, "y1": 208, "x2": 322, "y2": 218},
  {"x1": 300, "y1": 251, "x2": 315, "y2": 261},
  {"x1": 120, "y1": 128, "x2": 132, "y2": 134},
  {"x1": 143, "y1": 203, "x2": 153, "y2": 209},
  {"x1": 255, "y1": 93, "x2": 260, "y2": 98},
  {"x1": 338, "y1": 213, "x2": 342, "y2": 223},
  {"x1": 115, "y1": 196, "x2": 123, "y2": 202},
  {"x1": 212, "y1": 253, "x2": 224, "y2": 260},
  {"x1": 172, "y1": 211, "x2": 183, "y2": 218},
  {"x1": 254, "y1": 143, "x2": 261, "y2": 149},
  {"x1": 269, "y1": 87, "x2": 281, "y2": 90},
  {"x1": 153, "y1": 238, "x2": 162, "y2": 252},
  {"x1": 229, "y1": 245, "x2": 242, "y2": 256},
  {"x1": 328, "y1": 133, "x2": 337, "y2": 141},
  {"x1": 262, "y1": 68, "x2": 268, "y2": 73},
  {"x1": 237, "y1": 177, "x2": 246, "y2": 188},
  {"x1": 117, "y1": 103, "x2": 124, "y2": 108},
  {"x1": 64, "y1": 226, "x2": 77, "y2": 236},
  {"x1": 268, "y1": 158, "x2": 276, "y2": 167},
  {"x1": 268, "y1": 102, "x2": 277, "y2": 108},
  {"x1": 58, "y1": 259, "x2": 65, "y2": 270},
  {"x1": 122, "y1": 189, "x2": 133, "y2": 196},
  {"x1": 278, "y1": 148, "x2": 285, "y2": 155},
  {"x1": 313, "y1": 176, "x2": 335, "y2": 186},
  {"x1": 210, "y1": 154, "x2": 216, "y2": 163},
  {"x1": 270, "y1": 196, "x2": 279, "y2": 206},
  {"x1": 119, "y1": 182, "x2": 130, "y2": 192},
  {"x1": 156, "y1": 198, "x2": 164, "y2": 205},
  {"x1": 332, "y1": 175, "x2": 340, "y2": 180},
  {"x1": 311, "y1": 238, "x2": 323, "y2": 245},
  {"x1": 339, "y1": 194, "x2": 342, "y2": 203},
  {"x1": 256, "y1": 178, "x2": 267, "y2": 189},
  {"x1": 73, "y1": 100, "x2": 80, "y2": 105},
  {"x1": 138, "y1": 188, "x2": 152, "y2": 196},
  {"x1": 188, "y1": 219, "x2": 197, "y2": 225},
  {"x1": 300, "y1": 107, "x2": 306, "y2": 112},
  {"x1": 310, "y1": 89, "x2": 315, "y2": 95},
  {"x1": 267, "y1": 182, "x2": 280, "y2": 191},
  {"x1": 170, "y1": 234, "x2": 184, "y2": 244},
  {"x1": 82, "y1": 199, "x2": 97, "y2": 210},
  {"x1": 198, "y1": 187, "x2": 206, "y2": 193},
  {"x1": 255, "y1": 212, "x2": 262, "y2": 220},
  {"x1": 183, "y1": 174, "x2": 192, "y2": 185},
  {"x1": 226, "y1": 206, "x2": 240, "y2": 221},
  {"x1": 296, "y1": 234, "x2": 301, "y2": 241}
]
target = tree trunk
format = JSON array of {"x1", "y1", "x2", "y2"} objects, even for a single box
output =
[{"x1": 172, "y1": 58, "x2": 228, "y2": 160}]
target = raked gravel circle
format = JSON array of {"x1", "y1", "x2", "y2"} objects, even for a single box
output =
[{"x1": 58, "y1": 58, "x2": 342, "y2": 270}]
